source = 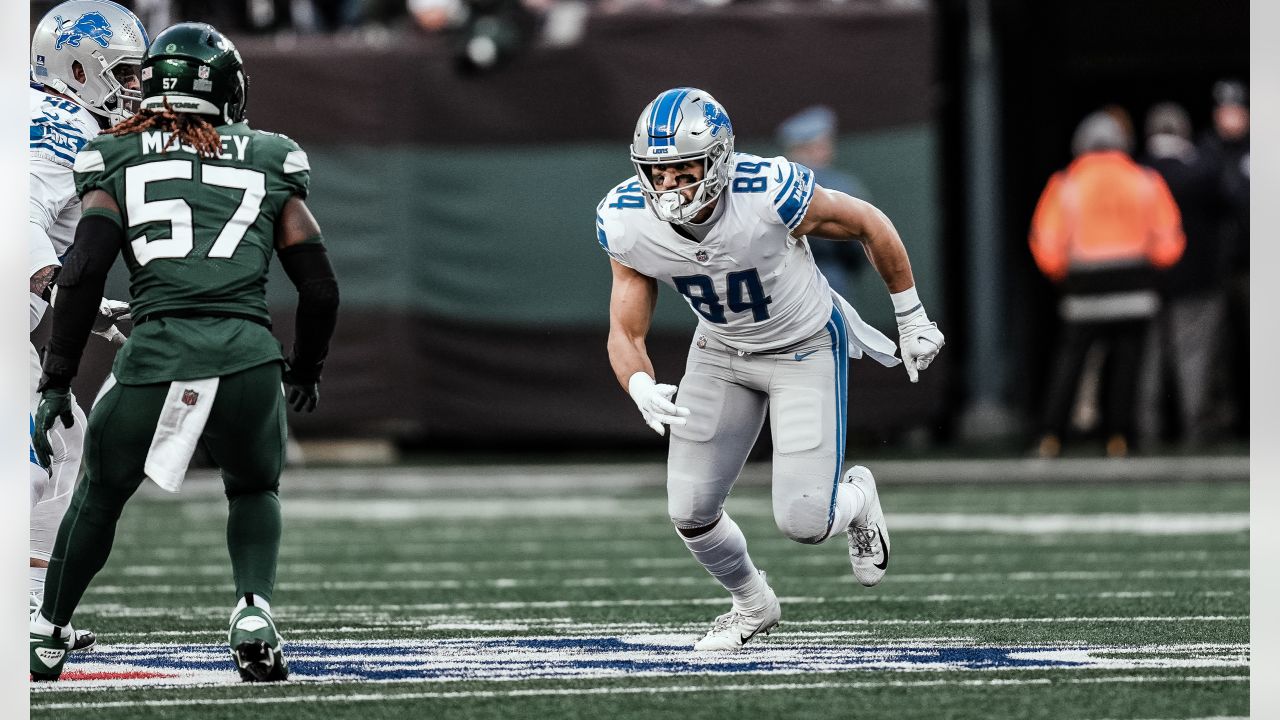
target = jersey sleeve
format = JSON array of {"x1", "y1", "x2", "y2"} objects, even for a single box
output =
[
  {"x1": 72, "y1": 135, "x2": 113, "y2": 198},
  {"x1": 761, "y1": 156, "x2": 817, "y2": 232},
  {"x1": 272, "y1": 134, "x2": 311, "y2": 199},
  {"x1": 595, "y1": 179, "x2": 644, "y2": 268}
]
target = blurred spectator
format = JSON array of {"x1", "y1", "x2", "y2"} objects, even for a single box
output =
[
  {"x1": 1198, "y1": 79, "x2": 1250, "y2": 441},
  {"x1": 1029, "y1": 111, "x2": 1185, "y2": 458},
  {"x1": 1136, "y1": 102, "x2": 1229, "y2": 448},
  {"x1": 776, "y1": 106, "x2": 871, "y2": 301}
]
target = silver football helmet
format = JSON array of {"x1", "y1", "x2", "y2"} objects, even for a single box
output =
[
  {"x1": 31, "y1": 1, "x2": 149, "y2": 125},
  {"x1": 630, "y1": 88, "x2": 735, "y2": 224}
]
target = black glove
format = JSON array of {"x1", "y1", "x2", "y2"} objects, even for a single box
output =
[
  {"x1": 282, "y1": 358, "x2": 321, "y2": 413},
  {"x1": 31, "y1": 387, "x2": 75, "y2": 470}
]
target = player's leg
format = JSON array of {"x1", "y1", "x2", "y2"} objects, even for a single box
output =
[
  {"x1": 32, "y1": 381, "x2": 162, "y2": 680},
  {"x1": 668, "y1": 345, "x2": 777, "y2": 650},
  {"x1": 30, "y1": 399, "x2": 86, "y2": 613},
  {"x1": 768, "y1": 307, "x2": 887, "y2": 586},
  {"x1": 200, "y1": 361, "x2": 289, "y2": 681}
]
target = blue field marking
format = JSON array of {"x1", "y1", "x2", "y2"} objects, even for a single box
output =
[{"x1": 43, "y1": 636, "x2": 1248, "y2": 689}]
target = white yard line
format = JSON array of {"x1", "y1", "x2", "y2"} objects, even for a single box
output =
[
  {"x1": 79, "y1": 568, "x2": 1249, "y2": 595},
  {"x1": 33, "y1": 674, "x2": 1249, "y2": 710}
]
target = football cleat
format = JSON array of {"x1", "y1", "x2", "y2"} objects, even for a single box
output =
[
  {"x1": 693, "y1": 573, "x2": 781, "y2": 651},
  {"x1": 30, "y1": 628, "x2": 69, "y2": 682},
  {"x1": 229, "y1": 598, "x2": 289, "y2": 682},
  {"x1": 30, "y1": 595, "x2": 95, "y2": 652},
  {"x1": 845, "y1": 465, "x2": 891, "y2": 586}
]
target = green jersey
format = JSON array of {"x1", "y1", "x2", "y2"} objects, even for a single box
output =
[{"x1": 73, "y1": 122, "x2": 311, "y2": 383}]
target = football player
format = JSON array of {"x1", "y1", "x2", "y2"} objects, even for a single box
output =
[
  {"x1": 28, "y1": 0, "x2": 150, "y2": 655},
  {"x1": 598, "y1": 88, "x2": 944, "y2": 650},
  {"x1": 29, "y1": 22, "x2": 340, "y2": 682}
]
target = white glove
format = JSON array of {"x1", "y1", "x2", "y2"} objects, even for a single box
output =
[
  {"x1": 627, "y1": 372, "x2": 690, "y2": 436},
  {"x1": 896, "y1": 308, "x2": 944, "y2": 383},
  {"x1": 91, "y1": 298, "x2": 131, "y2": 347}
]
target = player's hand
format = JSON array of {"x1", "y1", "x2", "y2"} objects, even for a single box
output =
[
  {"x1": 896, "y1": 309, "x2": 945, "y2": 383},
  {"x1": 31, "y1": 387, "x2": 75, "y2": 470},
  {"x1": 91, "y1": 298, "x2": 131, "y2": 346},
  {"x1": 282, "y1": 359, "x2": 321, "y2": 413},
  {"x1": 627, "y1": 372, "x2": 690, "y2": 436}
]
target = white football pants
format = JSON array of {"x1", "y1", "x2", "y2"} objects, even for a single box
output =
[
  {"x1": 30, "y1": 343, "x2": 85, "y2": 562},
  {"x1": 667, "y1": 305, "x2": 859, "y2": 545}
]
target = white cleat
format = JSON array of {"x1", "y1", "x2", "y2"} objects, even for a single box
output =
[
  {"x1": 845, "y1": 465, "x2": 891, "y2": 587},
  {"x1": 693, "y1": 574, "x2": 781, "y2": 651}
]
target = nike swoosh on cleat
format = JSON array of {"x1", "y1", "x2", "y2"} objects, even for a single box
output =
[
  {"x1": 872, "y1": 524, "x2": 890, "y2": 570},
  {"x1": 794, "y1": 350, "x2": 818, "y2": 361}
]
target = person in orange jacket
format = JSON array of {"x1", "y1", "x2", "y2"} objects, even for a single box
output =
[{"x1": 1030, "y1": 110, "x2": 1185, "y2": 458}]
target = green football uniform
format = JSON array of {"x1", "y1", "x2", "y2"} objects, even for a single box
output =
[
  {"x1": 41, "y1": 124, "x2": 315, "y2": 629},
  {"x1": 73, "y1": 122, "x2": 311, "y2": 383}
]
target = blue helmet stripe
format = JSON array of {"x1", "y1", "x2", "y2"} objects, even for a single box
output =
[{"x1": 647, "y1": 88, "x2": 693, "y2": 148}]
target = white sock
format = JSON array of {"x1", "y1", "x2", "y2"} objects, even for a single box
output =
[
  {"x1": 831, "y1": 482, "x2": 868, "y2": 535},
  {"x1": 231, "y1": 593, "x2": 272, "y2": 621},
  {"x1": 30, "y1": 611, "x2": 72, "y2": 640},
  {"x1": 30, "y1": 564, "x2": 47, "y2": 601},
  {"x1": 679, "y1": 512, "x2": 767, "y2": 610}
]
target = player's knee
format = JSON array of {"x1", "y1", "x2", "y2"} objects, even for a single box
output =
[{"x1": 775, "y1": 495, "x2": 833, "y2": 545}]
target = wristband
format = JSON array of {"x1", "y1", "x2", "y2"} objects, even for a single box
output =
[{"x1": 890, "y1": 286, "x2": 923, "y2": 318}]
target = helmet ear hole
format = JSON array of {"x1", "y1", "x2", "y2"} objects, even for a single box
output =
[{"x1": 71, "y1": 61, "x2": 86, "y2": 85}]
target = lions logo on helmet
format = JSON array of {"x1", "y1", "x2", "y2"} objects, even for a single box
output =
[
  {"x1": 53, "y1": 11, "x2": 114, "y2": 50},
  {"x1": 630, "y1": 88, "x2": 736, "y2": 225}
]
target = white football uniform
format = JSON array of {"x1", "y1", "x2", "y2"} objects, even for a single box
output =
[
  {"x1": 597, "y1": 153, "x2": 898, "y2": 544},
  {"x1": 30, "y1": 86, "x2": 101, "y2": 329},
  {"x1": 28, "y1": 87, "x2": 94, "y2": 562}
]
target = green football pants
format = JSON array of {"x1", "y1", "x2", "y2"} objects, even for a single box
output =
[{"x1": 41, "y1": 361, "x2": 287, "y2": 627}]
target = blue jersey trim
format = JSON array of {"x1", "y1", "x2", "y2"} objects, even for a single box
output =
[
  {"x1": 30, "y1": 140, "x2": 77, "y2": 164},
  {"x1": 29, "y1": 415, "x2": 41, "y2": 468},
  {"x1": 774, "y1": 163, "x2": 815, "y2": 230},
  {"x1": 822, "y1": 302, "x2": 850, "y2": 538},
  {"x1": 595, "y1": 213, "x2": 609, "y2": 251}
]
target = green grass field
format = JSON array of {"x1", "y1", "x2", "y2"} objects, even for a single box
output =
[{"x1": 30, "y1": 463, "x2": 1249, "y2": 719}]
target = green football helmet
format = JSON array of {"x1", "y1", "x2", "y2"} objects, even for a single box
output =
[{"x1": 139, "y1": 22, "x2": 246, "y2": 124}]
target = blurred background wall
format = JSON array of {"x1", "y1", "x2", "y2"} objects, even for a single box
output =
[{"x1": 38, "y1": 0, "x2": 1248, "y2": 455}]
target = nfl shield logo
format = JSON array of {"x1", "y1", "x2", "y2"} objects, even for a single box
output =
[
  {"x1": 197, "y1": 64, "x2": 210, "y2": 79},
  {"x1": 141, "y1": 66, "x2": 152, "y2": 80},
  {"x1": 181, "y1": 389, "x2": 199, "y2": 406},
  {"x1": 696, "y1": 335, "x2": 708, "y2": 349},
  {"x1": 695, "y1": 250, "x2": 709, "y2": 262}
]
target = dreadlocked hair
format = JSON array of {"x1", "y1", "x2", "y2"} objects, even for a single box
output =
[{"x1": 107, "y1": 100, "x2": 222, "y2": 158}]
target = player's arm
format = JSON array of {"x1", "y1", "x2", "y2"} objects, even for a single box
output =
[
  {"x1": 39, "y1": 190, "x2": 125, "y2": 390},
  {"x1": 32, "y1": 189, "x2": 125, "y2": 465},
  {"x1": 29, "y1": 158, "x2": 73, "y2": 296},
  {"x1": 794, "y1": 186, "x2": 915, "y2": 292},
  {"x1": 606, "y1": 259, "x2": 689, "y2": 435},
  {"x1": 274, "y1": 195, "x2": 339, "y2": 412},
  {"x1": 794, "y1": 187, "x2": 945, "y2": 383}
]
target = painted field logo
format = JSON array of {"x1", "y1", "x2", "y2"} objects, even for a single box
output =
[{"x1": 29, "y1": 637, "x2": 1248, "y2": 690}]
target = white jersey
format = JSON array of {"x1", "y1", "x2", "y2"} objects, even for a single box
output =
[
  {"x1": 29, "y1": 87, "x2": 101, "y2": 329},
  {"x1": 598, "y1": 152, "x2": 836, "y2": 352}
]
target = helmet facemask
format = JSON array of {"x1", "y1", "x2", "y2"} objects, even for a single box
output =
[{"x1": 630, "y1": 88, "x2": 735, "y2": 225}]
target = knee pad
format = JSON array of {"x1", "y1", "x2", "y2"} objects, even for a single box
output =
[
  {"x1": 775, "y1": 492, "x2": 834, "y2": 545},
  {"x1": 29, "y1": 461, "x2": 51, "y2": 512}
]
